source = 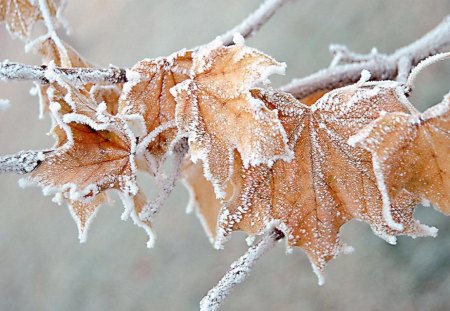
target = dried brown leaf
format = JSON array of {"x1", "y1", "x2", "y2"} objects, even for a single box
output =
[
  {"x1": 0, "y1": 0, "x2": 61, "y2": 39},
  {"x1": 351, "y1": 91, "x2": 450, "y2": 216},
  {"x1": 201, "y1": 84, "x2": 437, "y2": 281},
  {"x1": 119, "y1": 50, "x2": 192, "y2": 170},
  {"x1": 172, "y1": 40, "x2": 290, "y2": 197}
]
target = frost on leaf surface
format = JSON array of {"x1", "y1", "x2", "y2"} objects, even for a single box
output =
[
  {"x1": 203, "y1": 84, "x2": 437, "y2": 278},
  {"x1": 119, "y1": 50, "x2": 192, "y2": 171},
  {"x1": 23, "y1": 77, "x2": 154, "y2": 242},
  {"x1": 351, "y1": 90, "x2": 450, "y2": 215},
  {"x1": 32, "y1": 36, "x2": 122, "y2": 117},
  {"x1": 172, "y1": 39, "x2": 290, "y2": 197},
  {"x1": 0, "y1": 0, "x2": 62, "y2": 39}
]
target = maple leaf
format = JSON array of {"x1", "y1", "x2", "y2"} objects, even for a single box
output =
[
  {"x1": 187, "y1": 83, "x2": 438, "y2": 282},
  {"x1": 0, "y1": 0, "x2": 61, "y2": 39},
  {"x1": 119, "y1": 50, "x2": 192, "y2": 172},
  {"x1": 22, "y1": 77, "x2": 155, "y2": 245},
  {"x1": 171, "y1": 39, "x2": 290, "y2": 197},
  {"x1": 350, "y1": 90, "x2": 450, "y2": 219},
  {"x1": 30, "y1": 36, "x2": 97, "y2": 118},
  {"x1": 182, "y1": 160, "x2": 223, "y2": 243}
]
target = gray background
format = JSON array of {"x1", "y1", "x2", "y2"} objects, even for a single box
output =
[{"x1": 1, "y1": 1, "x2": 450, "y2": 310}]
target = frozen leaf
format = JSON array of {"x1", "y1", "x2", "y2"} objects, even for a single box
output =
[
  {"x1": 26, "y1": 77, "x2": 138, "y2": 205},
  {"x1": 0, "y1": 0, "x2": 62, "y2": 39},
  {"x1": 68, "y1": 192, "x2": 106, "y2": 243},
  {"x1": 33, "y1": 35, "x2": 92, "y2": 68},
  {"x1": 119, "y1": 50, "x2": 192, "y2": 170},
  {"x1": 210, "y1": 84, "x2": 436, "y2": 279},
  {"x1": 350, "y1": 91, "x2": 450, "y2": 216},
  {"x1": 28, "y1": 117, "x2": 138, "y2": 201},
  {"x1": 182, "y1": 159, "x2": 223, "y2": 242},
  {"x1": 31, "y1": 36, "x2": 95, "y2": 118},
  {"x1": 172, "y1": 39, "x2": 290, "y2": 197}
]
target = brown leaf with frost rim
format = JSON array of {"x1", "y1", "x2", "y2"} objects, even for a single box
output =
[
  {"x1": 182, "y1": 160, "x2": 223, "y2": 243},
  {"x1": 172, "y1": 39, "x2": 290, "y2": 198},
  {"x1": 22, "y1": 79, "x2": 157, "y2": 245},
  {"x1": 119, "y1": 50, "x2": 192, "y2": 172},
  {"x1": 0, "y1": 0, "x2": 62, "y2": 39},
  {"x1": 31, "y1": 36, "x2": 123, "y2": 121},
  {"x1": 350, "y1": 91, "x2": 450, "y2": 218},
  {"x1": 200, "y1": 84, "x2": 438, "y2": 283}
]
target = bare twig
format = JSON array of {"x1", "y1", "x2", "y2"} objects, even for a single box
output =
[
  {"x1": 200, "y1": 229, "x2": 284, "y2": 311},
  {"x1": 220, "y1": 0, "x2": 291, "y2": 46},
  {"x1": 0, "y1": 150, "x2": 45, "y2": 174},
  {"x1": 281, "y1": 15, "x2": 450, "y2": 98}
]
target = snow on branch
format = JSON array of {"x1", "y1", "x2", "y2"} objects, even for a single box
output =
[
  {"x1": 1, "y1": 14, "x2": 449, "y2": 101},
  {"x1": 200, "y1": 229, "x2": 284, "y2": 311},
  {"x1": 282, "y1": 15, "x2": 450, "y2": 98},
  {"x1": 0, "y1": 61, "x2": 127, "y2": 85},
  {"x1": 219, "y1": 0, "x2": 290, "y2": 46},
  {"x1": 0, "y1": 150, "x2": 45, "y2": 174}
]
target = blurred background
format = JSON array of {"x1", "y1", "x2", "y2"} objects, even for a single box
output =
[{"x1": 1, "y1": 1, "x2": 450, "y2": 310}]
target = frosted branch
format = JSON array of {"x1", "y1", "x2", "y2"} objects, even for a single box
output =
[
  {"x1": 200, "y1": 229, "x2": 284, "y2": 311},
  {"x1": 0, "y1": 61, "x2": 127, "y2": 84},
  {"x1": 0, "y1": 150, "x2": 45, "y2": 174},
  {"x1": 38, "y1": 0, "x2": 70, "y2": 66},
  {"x1": 282, "y1": 15, "x2": 450, "y2": 98},
  {"x1": 139, "y1": 138, "x2": 188, "y2": 222},
  {"x1": 220, "y1": 0, "x2": 291, "y2": 46},
  {"x1": 329, "y1": 44, "x2": 385, "y2": 67}
]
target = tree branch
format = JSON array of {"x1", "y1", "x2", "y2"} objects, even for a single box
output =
[
  {"x1": 281, "y1": 15, "x2": 450, "y2": 98},
  {"x1": 0, "y1": 150, "x2": 45, "y2": 174},
  {"x1": 200, "y1": 229, "x2": 284, "y2": 311},
  {"x1": 0, "y1": 61, "x2": 127, "y2": 84},
  {"x1": 220, "y1": 0, "x2": 291, "y2": 46}
]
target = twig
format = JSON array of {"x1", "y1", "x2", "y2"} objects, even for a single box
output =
[
  {"x1": 1, "y1": 12, "x2": 448, "y2": 100},
  {"x1": 281, "y1": 15, "x2": 450, "y2": 98},
  {"x1": 0, "y1": 150, "x2": 45, "y2": 174},
  {"x1": 139, "y1": 138, "x2": 188, "y2": 222},
  {"x1": 220, "y1": 0, "x2": 291, "y2": 46},
  {"x1": 0, "y1": 61, "x2": 127, "y2": 84},
  {"x1": 38, "y1": 0, "x2": 70, "y2": 66},
  {"x1": 329, "y1": 44, "x2": 384, "y2": 67},
  {"x1": 200, "y1": 229, "x2": 284, "y2": 311}
]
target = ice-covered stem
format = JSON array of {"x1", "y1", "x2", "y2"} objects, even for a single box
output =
[
  {"x1": 329, "y1": 44, "x2": 385, "y2": 67},
  {"x1": 282, "y1": 15, "x2": 450, "y2": 98},
  {"x1": 139, "y1": 138, "x2": 188, "y2": 222},
  {"x1": 0, "y1": 61, "x2": 127, "y2": 84},
  {"x1": 0, "y1": 150, "x2": 45, "y2": 174},
  {"x1": 38, "y1": 0, "x2": 70, "y2": 66},
  {"x1": 200, "y1": 229, "x2": 284, "y2": 311},
  {"x1": 220, "y1": 0, "x2": 290, "y2": 46}
]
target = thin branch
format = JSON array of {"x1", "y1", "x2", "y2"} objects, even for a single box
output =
[
  {"x1": 0, "y1": 61, "x2": 127, "y2": 84},
  {"x1": 200, "y1": 229, "x2": 284, "y2": 311},
  {"x1": 38, "y1": 0, "x2": 70, "y2": 66},
  {"x1": 329, "y1": 44, "x2": 384, "y2": 67},
  {"x1": 139, "y1": 138, "x2": 188, "y2": 222},
  {"x1": 281, "y1": 15, "x2": 450, "y2": 98},
  {"x1": 220, "y1": 0, "x2": 291, "y2": 46},
  {"x1": 1, "y1": 14, "x2": 449, "y2": 97},
  {"x1": 0, "y1": 150, "x2": 45, "y2": 174}
]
